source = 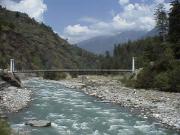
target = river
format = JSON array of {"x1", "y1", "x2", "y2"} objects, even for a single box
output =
[{"x1": 8, "y1": 78, "x2": 179, "y2": 135}]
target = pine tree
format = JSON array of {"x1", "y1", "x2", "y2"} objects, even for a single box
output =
[
  {"x1": 155, "y1": 3, "x2": 169, "y2": 42},
  {"x1": 16, "y1": 12, "x2": 20, "y2": 18},
  {"x1": 113, "y1": 44, "x2": 119, "y2": 57},
  {"x1": 169, "y1": 0, "x2": 180, "y2": 58},
  {"x1": 169, "y1": 0, "x2": 180, "y2": 43}
]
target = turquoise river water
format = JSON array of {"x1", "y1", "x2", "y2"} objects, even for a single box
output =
[{"x1": 8, "y1": 78, "x2": 179, "y2": 135}]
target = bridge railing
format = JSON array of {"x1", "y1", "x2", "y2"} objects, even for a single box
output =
[
  {"x1": 9, "y1": 57, "x2": 136, "y2": 73},
  {"x1": 13, "y1": 69, "x2": 133, "y2": 73}
]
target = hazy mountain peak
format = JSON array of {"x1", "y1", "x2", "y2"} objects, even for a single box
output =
[{"x1": 77, "y1": 30, "x2": 148, "y2": 54}]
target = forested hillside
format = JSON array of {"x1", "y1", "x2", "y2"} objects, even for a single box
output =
[
  {"x1": 99, "y1": 37, "x2": 162, "y2": 69},
  {"x1": 100, "y1": 1, "x2": 180, "y2": 92},
  {"x1": 0, "y1": 6, "x2": 99, "y2": 71}
]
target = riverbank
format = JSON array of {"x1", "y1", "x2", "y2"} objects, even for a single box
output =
[
  {"x1": 0, "y1": 73, "x2": 32, "y2": 115},
  {"x1": 58, "y1": 75, "x2": 180, "y2": 131},
  {"x1": 0, "y1": 86, "x2": 32, "y2": 113}
]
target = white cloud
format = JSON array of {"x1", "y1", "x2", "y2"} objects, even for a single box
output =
[
  {"x1": 154, "y1": 0, "x2": 165, "y2": 4},
  {"x1": 63, "y1": 0, "x2": 170, "y2": 43},
  {"x1": 65, "y1": 24, "x2": 91, "y2": 36},
  {"x1": 112, "y1": 15, "x2": 135, "y2": 31},
  {"x1": 118, "y1": 0, "x2": 129, "y2": 6},
  {"x1": 64, "y1": 24, "x2": 100, "y2": 42},
  {"x1": 0, "y1": 0, "x2": 47, "y2": 22}
]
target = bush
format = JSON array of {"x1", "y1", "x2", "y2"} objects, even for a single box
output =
[
  {"x1": 168, "y1": 65, "x2": 180, "y2": 92},
  {"x1": 135, "y1": 60, "x2": 180, "y2": 92},
  {"x1": 15, "y1": 12, "x2": 20, "y2": 18},
  {"x1": 121, "y1": 77, "x2": 136, "y2": 87},
  {"x1": 8, "y1": 23, "x2": 15, "y2": 30},
  {"x1": 152, "y1": 47, "x2": 175, "y2": 70},
  {"x1": 135, "y1": 66, "x2": 155, "y2": 89},
  {"x1": 0, "y1": 119, "x2": 11, "y2": 135},
  {"x1": 154, "y1": 72, "x2": 170, "y2": 91},
  {"x1": 43, "y1": 72, "x2": 67, "y2": 80}
]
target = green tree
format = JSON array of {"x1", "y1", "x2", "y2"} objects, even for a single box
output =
[
  {"x1": 168, "y1": 0, "x2": 180, "y2": 58},
  {"x1": 155, "y1": 3, "x2": 169, "y2": 42},
  {"x1": 113, "y1": 45, "x2": 119, "y2": 57},
  {"x1": 8, "y1": 23, "x2": 15, "y2": 30},
  {"x1": 135, "y1": 66, "x2": 155, "y2": 89},
  {"x1": 15, "y1": 12, "x2": 20, "y2": 18},
  {"x1": 168, "y1": 65, "x2": 180, "y2": 92},
  {"x1": 154, "y1": 72, "x2": 170, "y2": 91},
  {"x1": 169, "y1": 0, "x2": 180, "y2": 43}
]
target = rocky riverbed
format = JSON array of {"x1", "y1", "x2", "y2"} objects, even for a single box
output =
[
  {"x1": 0, "y1": 73, "x2": 32, "y2": 115},
  {"x1": 58, "y1": 75, "x2": 180, "y2": 131},
  {"x1": 0, "y1": 86, "x2": 32, "y2": 113}
]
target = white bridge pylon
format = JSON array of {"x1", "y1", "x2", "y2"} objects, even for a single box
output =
[
  {"x1": 9, "y1": 57, "x2": 135, "y2": 73},
  {"x1": 9, "y1": 59, "x2": 15, "y2": 73},
  {"x1": 132, "y1": 57, "x2": 135, "y2": 73}
]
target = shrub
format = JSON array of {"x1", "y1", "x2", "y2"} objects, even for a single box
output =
[
  {"x1": 8, "y1": 23, "x2": 15, "y2": 30},
  {"x1": 15, "y1": 12, "x2": 20, "y2": 18},
  {"x1": 168, "y1": 65, "x2": 180, "y2": 92},
  {"x1": 152, "y1": 47, "x2": 175, "y2": 71},
  {"x1": 135, "y1": 60, "x2": 180, "y2": 92},
  {"x1": 154, "y1": 72, "x2": 170, "y2": 91},
  {"x1": 0, "y1": 119, "x2": 11, "y2": 135},
  {"x1": 43, "y1": 72, "x2": 67, "y2": 80},
  {"x1": 121, "y1": 77, "x2": 136, "y2": 87},
  {"x1": 135, "y1": 66, "x2": 155, "y2": 89}
]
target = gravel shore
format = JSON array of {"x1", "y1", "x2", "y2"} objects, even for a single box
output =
[
  {"x1": 58, "y1": 75, "x2": 180, "y2": 131},
  {"x1": 0, "y1": 82, "x2": 32, "y2": 114}
]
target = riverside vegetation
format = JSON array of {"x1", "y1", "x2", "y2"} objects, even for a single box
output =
[
  {"x1": 0, "y1": 119, "x2": 10, "y2": 135},
  {"x1": 99, "y1": 1, "x2": 180, "y2": 92}
]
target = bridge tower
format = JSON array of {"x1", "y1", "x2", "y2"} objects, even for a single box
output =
[
  {"x1": 10, "y1": 59, "x2": 15, "y2": 73},
  {"x1": 132, "y1": 57, "x2": 135, "y2": 73}
]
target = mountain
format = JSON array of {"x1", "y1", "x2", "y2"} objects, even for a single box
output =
[
  {"x1": 77, "y1": 31, "x2": 147, "y2": 54},
  {"x1": 0, "y1": 6, "x2": 98, "y2": 71},
  {"x1": 144, "y1": 28, "x2": 159, "y2": 38}
]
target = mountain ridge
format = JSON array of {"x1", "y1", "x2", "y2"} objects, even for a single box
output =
[
  {"x1": 0, "y1": 6, "x2": 98, "y2": 71},
  {"x1": 77, "y1": 29, "x2": 159, "y2": 54}
]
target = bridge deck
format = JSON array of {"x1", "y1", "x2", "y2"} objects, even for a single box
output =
[{"x1": 14, "y1": 69, "x2": 133, "y2": 73}]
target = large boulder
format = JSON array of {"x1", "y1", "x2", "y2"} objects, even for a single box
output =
[
  {"x1": 0, "y1": 72, "x2": 21, "y2": 88},
  {"x1": 25, "y1": 120, "x2": 51, "y2": 127},
  {"x1": 0, "y1": 81, "x2": 10, "y2": 91}
]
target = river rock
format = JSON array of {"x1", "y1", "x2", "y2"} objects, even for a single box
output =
[
  {"x1": 0, "y1": 114, "x2": 8, "y2": 119},
  {"x1": 90, "y1": 93, "x2": 97, "y2": 96},
  {"x1": 0, "y1": 72, "x2": 21, "y2": 87},
  {"x1": 25, "y1": 120, "x2": 51, "y2": 127}
]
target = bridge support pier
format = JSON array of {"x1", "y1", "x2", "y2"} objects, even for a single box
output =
[
  {"x1": 132, "y1": 57, "x2": 135, "y2": 73},
  {"x1": 10, "y1": 59, "x2": 15, "y2": 73}
]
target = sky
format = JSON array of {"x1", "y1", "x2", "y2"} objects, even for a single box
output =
[{"x1": 0, "y1": 0, "x2": 171, "y2": 43}]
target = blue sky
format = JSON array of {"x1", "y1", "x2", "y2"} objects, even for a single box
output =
[
  {"x1": 44, "y1": 0, "x2": 121, "y2": 32},
  {"x1": 0, "y1": 0, "x2": 170, "y2": 43}
]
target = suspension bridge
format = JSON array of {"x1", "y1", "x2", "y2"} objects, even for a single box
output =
[{"x1": 9, "y1": 57, "x2": 136, "y2": 74}]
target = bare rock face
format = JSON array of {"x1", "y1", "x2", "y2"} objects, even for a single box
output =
[
  {"x1": 25, "y1": 120, "x2": 51, "y2": 127},
  {"x1": 0, "y1": 72, "x2": 21, "y2": 88},
  {"x1": 0, "y1": 81, "x2": 10, "y2": 91}
]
